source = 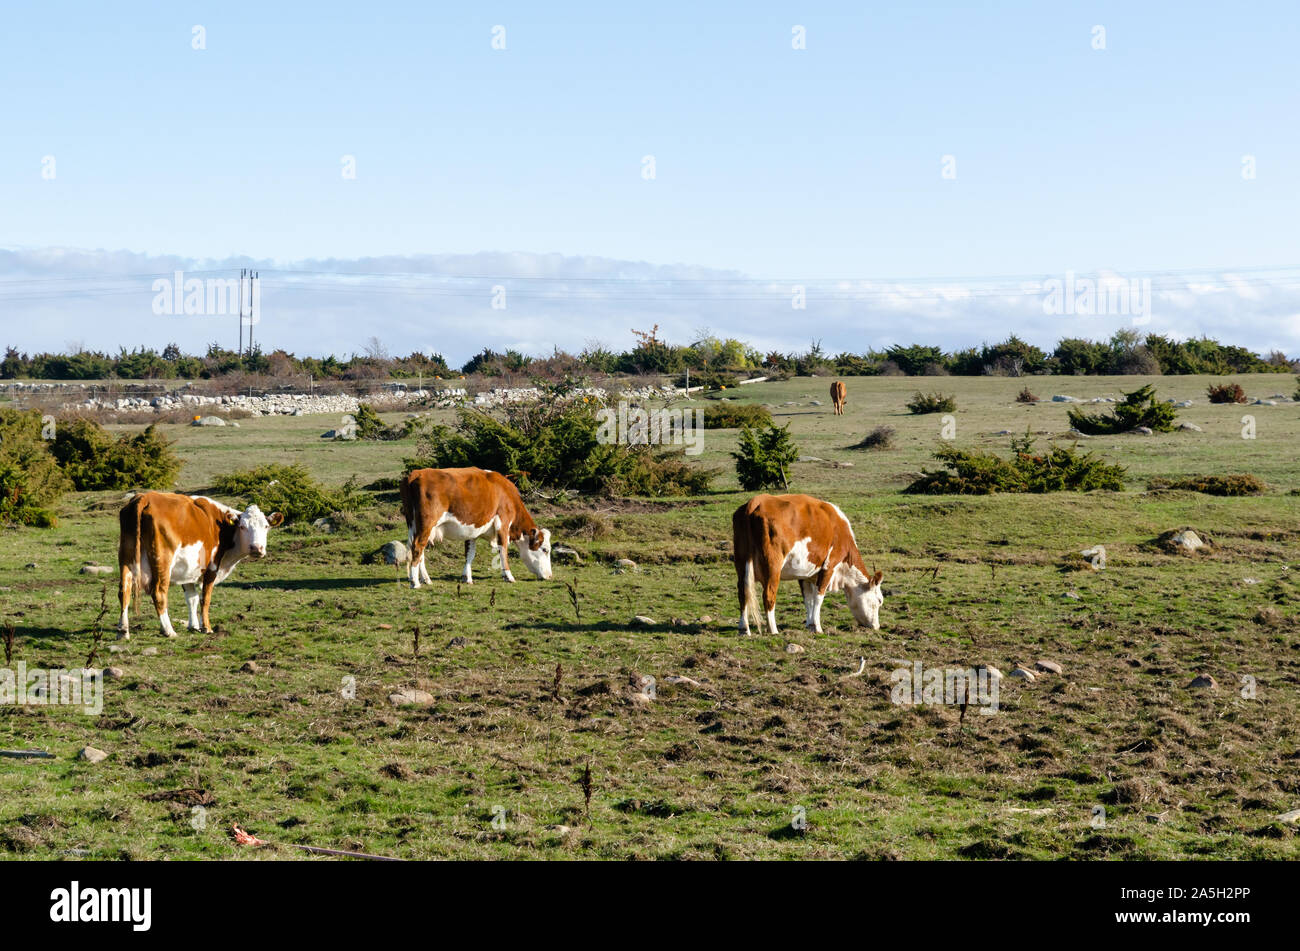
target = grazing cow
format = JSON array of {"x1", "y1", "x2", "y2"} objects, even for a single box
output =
[
  {"x1": 732, "y1": 493, "x2": 883, "y2": 636},
  {"x1": 830, "y1": 380, "x2": 847, "y2": 415},
  {"x1": 400, "y1": 467, "x2": 552, "y2": 588},
  {"x1": 117, "y1": 492, "x2": 283, "y2": 639}
]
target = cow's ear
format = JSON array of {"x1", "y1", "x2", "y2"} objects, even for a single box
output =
[
  {"x1": 268, "y1": 512, "x2": 284, "y2": 527},
  {"x1": 871, "y1": 570, "x2": 883, "y2": 586}
]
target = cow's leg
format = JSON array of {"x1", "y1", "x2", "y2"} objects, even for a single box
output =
[
  {"x1": 419, "y1": 559, "x2": 432, "y2": 585},
  {"x1": 182, "y1": 583, "x2": 202, "y2": 631},
  {"x1": 462, "y1": 539, "x2": 476, "y2": 584},
  {"x1": 736, "y1": 560, "x2": 752, "y2": 636},
  {"x1": 800, "y1": 580, "x2": 816, "y2": 629},
  {"x1": 762, "y1": 571, "x2": 781, "y2": 635},
  {"x1": 497, "y1": 528, "x2": 516, "y2": 582},
  {"x1": 199, "y1": 574, "x2": 216, "y2": 633},
  {"x1": 117, "y1": 565, "x2": 133, "y2": 640},
  {"x1": 408, "y1": 518, "x2": 438, "y2": 590},
  {"x1": 151, "y1": 558, "x2": 177, "y2": 638},
  {"x1": 810, "y1": 589, "x2": 827, "y2": 633}
]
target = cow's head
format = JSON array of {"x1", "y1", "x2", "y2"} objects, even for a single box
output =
[
  {"x1": 845, "y1": 568, "x2": 884, "y2": 630},
  {"x1": 516, "y1": 527, "x2": 553, "y2": 580},
  {"x1": 229, "y1": 505, "x2": 284, "y2": 560}
]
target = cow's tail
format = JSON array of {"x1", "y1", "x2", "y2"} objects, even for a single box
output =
[
  {"x1": 131, "y1": 494, "x2": 144, "y2": 611},
  {"x1": 742, "y1": 558, "x2": 763, "y2": 631},
  {"x1": 734, "y1": 505, "x2": 763, "y2": 632}
]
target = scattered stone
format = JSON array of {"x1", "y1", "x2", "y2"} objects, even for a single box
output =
[
  {"x1": 446, "y1": 636, "x2": 467, "y2": 648},
  {"x1": 801, "y1": 456, "x2": 824, "y2": 462},
  {"x1": 103, "y1": 667, "x2": 124, "y2": 679},
  {"x1": 1129, "y1": 426, "x2": 1154, "y2": 435},
  {"x1": 1243, "y1": 577, "x2": 1259, "y2": 585},
  {"x1": 663, "y1": 675, "x2": 703, "y2": 687},
  {"x1": 979, "y1": 666, "x2": 1004, "y2": 682},
  {"x1": 388, "y1": 689, "x2": 434, "y2": 706},
  {"x1": 551, "y1": 545, "x2": 582, "y2": 564},
  {"x1": 809, "y1": 400, "x2": 823, "y2": 406},
  {"x1": 77, "y1": 747, "x2": 109, "y2": 763},
  {"x1": 1275, "y1": 808, "x2": 1300, "y2": 824},
  {"x1": 1009, "y1": 667, "x2": 1037, "y2": 682},
  {"x1": 380, "y1": 541, "x2": 409, "y2": 566},
  {"x1": 1034, "y1": 660, "x2": 1063, "y2": 675},
  {"x1": 1062, "y1": 590, "x2": 1081, "y2": 600},
  {"x1": 1066, "y1": 428, "x2": 1090, "y2": 438},
  {"x1": 1170, "y1": 530, "x2": 1205, "y2": 552},
  {"x1": 1080, "y1": 545, "x2": 1106, "y2": 570},
  {"x1": 192, "y1": 416, "x2": 226, "y2": 427},
  {"x1": 377, "y1": 623, "x2": 393, "y2": 631},
  {"x1": 615, "y1": 558, "x2": 638, "y2": 572},
  {"x1": 630, "y1": 673, "x2": 656, "y2": 701},
  {"x1": 320, "y1": 428, "x2": 357, "y2": 440},
  {"x1": 994, "y1": 429, "x2": 1013, "y2": 436},
  {"x1": 108, "y1": 645, "x2": 124, "y2": 653},
  {"x1": 141, "y1": 647, "x2": 159, "y2": 656},
  {"x1": 785, "y1": 642, "x2": 805, "y2": 654},
  {"x1": 80, "y1": 565, "x2": 112, "y2": 576},
  {"x1": 1177, "y1": 422, "x2": 1203, "y2": 432},
  {"x1": 1188, "y1": 674, "x2": 1217, "y2": 690},
  {"x1": 547, "y1": 824, "x2": 573, "y2": 837},
  {"x1": 239, "y1": 661, "x2": 260, "y2": 674},
  {"x1": 698, "y1": 615, "x2": 713, "y2": 624},
  {"x1": 312, "y1": 517, "x2": 335, "y2": 533},
  {"x1": 629, "y1": 615, "x2": 656, "y2": 627},
  {"x1": 1253, "y1": 399, "x2": 1278, "y2": 406},
  {"x1": 1051, "y1": 395, "x2": 1081, "y2": 403}
]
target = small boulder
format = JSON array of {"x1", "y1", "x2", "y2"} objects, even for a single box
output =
[
  {"x1": 192, "y1": 416, "x2": 226, "y2": 427},
  {"x1": 80, "y1": 565, "x2": 112, "y2": 576},
  {"x1": 785, "y1": 642, "x2": 805, "y2": 654},
  {"x1": 1129, "y1": 426, "x2": 1154, "y2": 435},
  {"x1": 388, "y1": 689, "x2": 434, "y2": 706},
  {"x1": 615, "y1": 558, "x2": 638, "y2": 572},
  {"x1": 1034, "y1": 660, "x2": 1063, "y2": 675},
  {"x1": 1177, "y1": 422, "x2": 1203, "y2": 432},
  {"x1": 78, "y1": 747, "x2": 109, "y2": 763},
  {"x1": 1080, "y1": 545, "x2": 1106, "y2": 570},
  {"x1": 629, "y1": 615, "x2": 656, "y2": 627},
  {"x1": 1170, "y1": 530, "x2": 1204, "y2": 552},
  {"x1": 103, "y1": 667, "x2": 125, "y2": 679},
  {"x1": 380, "y1": 541, "x2": 409, "y2": 566},
  {"x1": 551, "y1": 546, "x2": 582, "y2": 564},
  {"x1": 142, "y1": 647, "x2": 159, "y2": 656},
  {"x1": 1188, "y1": 674, "x2": 1217, "y2": 690},
  {"x1": 239, "y1": 661, "x2": 260, "y2": 674},
  {"x1": 1009, "y1": 667, "x2": 1036, "y2": 682}
]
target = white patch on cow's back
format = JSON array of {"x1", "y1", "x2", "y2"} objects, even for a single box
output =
[
  {"x1": 192, "y1": 495, "x2": 239, "y2": 517},
  {"x1": 828, "y1": 502, "x2": 856, "y2": 545}
]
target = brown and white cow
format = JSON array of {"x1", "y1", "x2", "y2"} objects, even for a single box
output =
[
  {"x1": 117, "y1": 492, "x2": 283, "y2": 639},
  {"x1": 732, "y1": 493, "x2": 883, "y2": 636},
  {"x1": 400, "y1": 467, "x2": 552, "y2": 588},
  {"x1": 830, "y1": 380, "x2": 847, "y2": 415}
]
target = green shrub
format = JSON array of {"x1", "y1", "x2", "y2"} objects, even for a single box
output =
[
  {"x1": 1149, "y1": 474, "x2": 1266, "y2": 496},
  {"x1": 213, "y1": 464, "x2": 362, "y2": 524},
  {"x1": 352, "y1": 403, "x2": 417, "y2": 440},
  {"x1": 1206, "y1": 382, "x2": 1247, "y2": 404},
  {"x1": 905, "y1": 436, "x2": 1125, "y2": 494},
  {"x1": 701, "y1": 402, "x2": 772, "y2": 429},
  {"x1": 1067, "y1": 385, "x2": 1177, "y2": 435},
  {"x1": 906, "y1": 391, "x2": 957, "y2": 414},
  {"x1": 0, "y1": 409, "x2": 70, "y2": 526},
  {"x1": 50, "y1": 419, "x2": 181, "y2": 491},
  {"x1": 852, "y1": 425, "x2": 896, "y2": 450},
  {"x1": 405, "y1": 396, "x2": 716, "y2": 497},
  {"x1": 732, "y1": 423, "x2": 799, "y2": 491}
]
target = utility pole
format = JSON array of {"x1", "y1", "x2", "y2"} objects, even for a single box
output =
[
  {"x1": 238, "y1": 268, "x2": 246, "y2": 356},
  {"x1": 248, "y1": 271, "x2": 257, "y2": 355}
]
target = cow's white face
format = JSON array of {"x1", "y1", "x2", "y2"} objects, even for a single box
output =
[
  {"x1": 846, "y1": 570, "x2": 884, "y2": 630},
  {"x1": 232, "y1": 505, "x2": 284, "y2": 560},
  {"x1": 516, "y1": 527, "x2": 553, "y2": 580}
]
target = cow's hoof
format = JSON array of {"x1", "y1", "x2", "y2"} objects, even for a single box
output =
[
  {"x1": 116, "y1": 630, "x2": 130, "y2": 641},
  {"x1": 163, "y1": 631, "x2": 178, "y2": 639}
]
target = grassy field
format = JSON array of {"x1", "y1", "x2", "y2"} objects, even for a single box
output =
[{"x1": 2, "y1": 372, "x2": 1299, "y2": 860}]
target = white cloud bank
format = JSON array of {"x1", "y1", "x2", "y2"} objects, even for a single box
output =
[{"x1": 1, "y1": 248, "x2": 1297, "y2": 363}]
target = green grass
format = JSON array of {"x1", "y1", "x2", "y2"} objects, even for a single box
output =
[{"x1": 2, "y1": 373, "x2": 1299, "y2": 859}]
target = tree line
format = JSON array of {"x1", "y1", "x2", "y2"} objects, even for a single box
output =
[{"x1": 1, "y1": 328, "x2": 1292, "y2": 382}]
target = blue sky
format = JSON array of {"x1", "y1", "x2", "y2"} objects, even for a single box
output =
[{"x1": 2, "y1": 2, "x2": 1298, "y2": 360}]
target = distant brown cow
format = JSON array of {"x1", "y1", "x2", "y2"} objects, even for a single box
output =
[
  {"x1": 400, "y1": 467, "x2": 552, "y2": 588},
  {"x1": 732, "y1": 493, "x2": 883, "y2": 636},
  {"x1": 117, "y1": 492, "x2": 283, "y2": 639},
  {"x1": 830, "y1": 380, "x2": 847, "y2": 414}
]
